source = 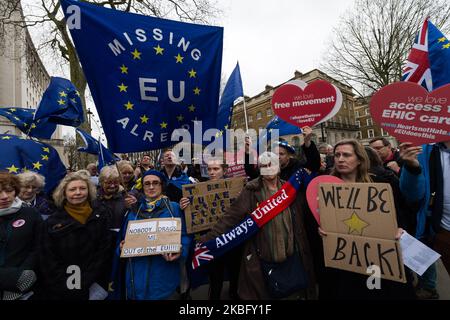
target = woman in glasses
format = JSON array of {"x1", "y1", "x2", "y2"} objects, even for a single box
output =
[{"x1": 113, "y1": 170, "x2": 191, "y2": 300}]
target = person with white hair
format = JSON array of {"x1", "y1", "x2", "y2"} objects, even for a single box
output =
[
  {"x1": 200, "y1": 152, "x2": 316, "y2": 300},
  {"x1": 17, "y1": 171, "x2": 54, "y2": 220}
]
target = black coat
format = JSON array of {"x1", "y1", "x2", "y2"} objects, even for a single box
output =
[
  {"x1": 36, "y1": 203, "x2": 112, "y2": 300},
  {"x1": 0, "y1": 207, "x2": 41, "y2": 296}
]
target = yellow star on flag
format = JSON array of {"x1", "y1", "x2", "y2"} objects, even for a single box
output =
[
  {"x1": 176, "y1": 114, "x2": 184, "y2": 122},
  {"x1": 2, "y1": 136, "x2": 11, "y2": 140},
  {"x1": 120, "y1": 64, "x2": 128, "y2": 74},
  {"x1": 188, "y1": 105, "x2": 196, "y2": 112},
  {"x1": 23, "y1": 123, "x2": 28, "y2": 127},
  {"x1": 188, "y1": 68, "x2": 197, "y2": 78},
  {"x1": 438, "y1": 37, "x2": 447, "y2": 42},
  {"x1": 22, "y1": 167, "x2": 28, "y2": 172},
  {"x1": 41, "y1": 154, "x2": 49, "y2": 161},
  {"x1": 118, "y1": 83, "x2": 128, "y2": 92},
  {"x1": 30, "y1": 123, "x2": 37, "y2": 129},
  {"x1": 343, "y1": 212, "x2": 369, "y2": 235},
  {"x1": 42, "y1": 147, "x2": 50, "y2": 153},
  {"x1": 75, "y1": 91, "x2": 80, "y2": 96},
  {"x1": 57, "y1": 98, "x2": 66, "y2": 105},
  {"x1": 224, "y1": 125, "x2": 229, "y2": 129},
  {"x1": 131, "y1": 48, "x2": 142, "y2": 59},
  {"x1": 59, "y1": 91, "x2": 67, "y2": 97},
  {"x1": 124, "y1": 101, "x2": 134, "y2": 110},
  {"x1": 70, "y1": 98, "x2": 77, "y2": 104},
  {"x1": 32, "y1": 161, "x2": 43, "y2": 170},
  {"x1": 154, "y1": 45, "x2": 164, "y2": 55},
  {"x1": 9, "y1": 108, "x2": 16, "y2": 112},
  {"x1": 193, "y1": 87, "x2": 201, "y2": 95},
  {"x1": 443, "y1": 43, "x2": 450, "y2": 49},
  {"x1": 14, "y1": 116, "x2": 20, "y2": 121},
  {"x1": 160, "y1": 121, "x2": 168, "y2": 129},
  {"x1": 6, "y1": 164, "x2": 19, "y2": 173},
  {"x1": 140, "y1": 115, "x2": 149, "y2": 123},
  {"x1": 174, "y1": 53, "x2": 184, "y2": 63}
]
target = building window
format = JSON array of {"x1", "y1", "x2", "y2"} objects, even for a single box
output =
[
  {"x1": 365, "y1": 109, "x2": 370, "y2": 115},
  {"x1": 368, "y1": 129, "x2": 375, "y2": 138},
  {"x1": 257, "y1": 112, "x2": 262, "y2": 120},
  {"x1": 357, "y1": 131, "x2": 362, "y2": 139},
  {"x1": 356, "y1": 120, "x2": 360, "y2": 128},
  {"x1": 382, "y1": 128, "x2": 389, "y2": 136},
  {"x1": 266, "y1": 108, "x2": 272, "y2": 117},
  {"x1": 338, "y1": 116, "x2": 342, "y2": 123},
  {"x1": 248, "y1": 115, "x2": 253, "y2": 123},
  {"x1": 355, "y1": 111, "x2": 360, "y2": 117},
  {"x1": 366, "y1": 118, "x2": 373, "y2": 126}
]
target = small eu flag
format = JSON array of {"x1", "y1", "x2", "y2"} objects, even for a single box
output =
[
  {"x1": 0, "y1": 134, "x2": 66, "y2": 193},
  {"x1": 61, "y1": 0, "x2": 223, "y2": 152},
  {"x1": 0, "y1": 107, "x2": 56, "y2": 139},
  {"x1": 34, "y1": 77, "x2": 84, "y2": 127}
]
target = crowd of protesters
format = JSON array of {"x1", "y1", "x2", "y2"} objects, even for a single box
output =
[{"x1": 1, "y1": 131, "x2": 449, "y2": 300}]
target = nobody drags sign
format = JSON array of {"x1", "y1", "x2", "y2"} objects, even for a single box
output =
[
  {"x1": 121, "y1": 218, "x2": 181, "y2": 258},
  {"x1": 370, "y1": 82, "x2": 450, "y2": 145}
]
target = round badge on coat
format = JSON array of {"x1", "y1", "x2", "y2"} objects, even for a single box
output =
[{"x1": 12, "y1": 219, "x2": 26, "y2": 228}]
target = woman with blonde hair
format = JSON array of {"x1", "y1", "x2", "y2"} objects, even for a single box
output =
[{"x1": 36, "y1": 171, "x2": 112, "y2": 300}]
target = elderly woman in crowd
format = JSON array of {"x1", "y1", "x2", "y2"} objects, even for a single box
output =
[
  {"x1": 36, "y1": 171, "x2": 112, "y2": 300},
  {"x1": 112, "y1": 170, "x2": 191, "y2": 300},
  {"x1": 17, "y1": 171, "x2": 53, "y2": 220},
  {"x1": 0, "y1": 172, "x2": 41, "y2": 300}
]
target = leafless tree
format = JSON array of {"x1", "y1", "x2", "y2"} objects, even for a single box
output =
[
  {"x1": 321, "y1": 0, "x2": 450, "y2": 96},
  {"x1": 0, "y1": 0, "x2": 221, "y2": 132}
]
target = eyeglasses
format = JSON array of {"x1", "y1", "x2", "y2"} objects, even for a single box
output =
[{"x1": 143, "y1": 181, "x2": 162, "y2": 188}]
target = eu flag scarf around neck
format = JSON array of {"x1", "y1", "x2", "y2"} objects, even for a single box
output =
[{"x1": 192, "y1": 169, "x2": 314, "y2": 269}]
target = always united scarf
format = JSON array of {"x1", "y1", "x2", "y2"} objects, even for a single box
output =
[{"x1": 192, "y1": 169, "x2": 314, "y2": 269}]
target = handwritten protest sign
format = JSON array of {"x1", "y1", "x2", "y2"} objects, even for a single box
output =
[
  {"x1": 182, "y1": 177, "x2": 245, "y2": 234},
  {"x1": 271, "y1": 79, "x2": 342, "y2": 128},
  {"x1": 319, "y1": 183, "x2": 406, "y2": 283},
  {"x1": 370, "y1": 82, "x2": 450, "y2": 145},
  {"x1": 120, "y1": 218, "x2": 181, "y2": 258}
]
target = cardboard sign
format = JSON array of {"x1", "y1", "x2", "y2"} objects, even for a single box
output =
[
  {"x1": 271, "y1": 79, "x2": 342, "y2": 128},
  {"x1": 120, "y1": 218, "x2": 181, "y2": 258},
  {"x1": 319, "y1": 183, "x2": 406, "y2": 283},
  {"x1": 306, "y1": 175, "x2": 344, "y2": 224},
  {"x1": 182, "y1": 177, "x2": 245, "y2": 234},
  {"x1": 370, "y1": 82, "x2": 450, "y2": 145}
]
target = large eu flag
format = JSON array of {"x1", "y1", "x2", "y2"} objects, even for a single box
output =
[
  {"x1": 0, "y1": 134, "x2": 66, "y2": 193},
  {"x1": 61, "y1": 0, "x2": 223, "y2": 152},
  {"x1": 402, "y1": 18, "x2": 450, "y2": 90},
  {"x1": 0, "y1": 107, "x2": 56, "y2": 139}
]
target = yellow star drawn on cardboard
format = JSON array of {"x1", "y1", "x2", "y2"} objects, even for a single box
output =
[{"x1": 343, "y1": 212, "x2": 369, "y2": 235}]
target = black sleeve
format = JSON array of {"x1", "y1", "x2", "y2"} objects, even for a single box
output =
[
  {"x1": 301, "y1": 141, "x2": 321, "y2": 173},
  {"x1": 244, "y1": 152, "x2": 260, "y2": 180}
]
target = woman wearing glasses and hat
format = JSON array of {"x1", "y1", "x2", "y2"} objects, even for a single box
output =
[{"x1": 112, "y1": 170, "x2": 191, "y2": 300}]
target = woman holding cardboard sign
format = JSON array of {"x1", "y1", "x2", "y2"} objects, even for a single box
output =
[
  {"x1": 318, "y1": 139, "x2": 415, "y2": 300},
  {"x1": 113, "y1": 170, "x2": 191, "y2": 300}
]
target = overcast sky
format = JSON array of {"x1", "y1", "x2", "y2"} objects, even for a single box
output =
[{"x1": 26, "y1": 0, "x2": 357, "y2": 141}]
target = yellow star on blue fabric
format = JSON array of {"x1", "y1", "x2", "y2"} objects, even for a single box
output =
[
  {"x1": 124, "y1": 101, "x2": 134, "y2": 110},
  {"x1": 42, "y1": 147, "x2": 50, "y2": 153},
  {"x1": 120, "y1": 64, "x2": 128, "y2": 74},
  {"x1": 188, "y1": 105, "x2": 196, "y2": 112},
  {"x1": 438, "y1": 37, "x2": 447, "y2": 43},
  {"x1": 41, "y1": 154, "x2": 49, "y2": 161},
  {"x1": 193, "y1": 87, "x2": 201, "y2": 95},
  {"x1": 2, "y1": 136, "x2": 11, "y2": 140},
  {"x1": 118, "y1": 83, "x2": 128, "y2": 92},
  {"x1": 32, "y1": 161, "x2": 43, "y2": 170},
  {"x1": 140, "y1": 115, "x2": 149, "y2": 123},
  {"x1": 160, "y1": 121, "x2": 168, "y2": 129},
  {"x1": 57, "y1": 98, "x2": 66, "y2": 105},
  {"x1": 188, "y1": 68, "x2": 197, "y2": 78},
  {"x1": 9, "y1": 108, "x2": 16, "y2": 112},
  {"x1": 59, "y1": 91, "x2": 67, "y2": 97},
  {"x1": 131, "y1": 48, "x2": 142, "y2": 59},
  {"x1": 443, "y1": 43, "x2": 450, "y2": 49},
  {"x1": 174, "y1": 53, "x2": 184, "y2": 63},
  {"x1": 177, "y1": 114, "x2": 184, "y2": 122},
  {"x1": 6, "y1": 164, "x2": 19, "y2": 173},
  {"x1": 154, "y1": 45, "x2": 164, "y2": 55}
]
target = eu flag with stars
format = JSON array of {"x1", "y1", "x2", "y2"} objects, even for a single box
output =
[
  {"x1": 0, "y1": 107, "x2": 56, "y2": 139},
  {"x1": 402, "y1": 18, "x2": 450, "y2": 90},
  {"x1": 34, "y1": 77, "x2": 84, "y2": 127},
  {"x1": 76, "y1": 129, "x2": 119, "y2": 169},
  {"x1": 261, "y1": 116, "x2": 302, "y2": 142},
  {"x1": 0, "y1": 134, "x2": 66, "y2": 193},
  {"x1": 61, "y1": 0, "x2": 223, "y2": 153}
]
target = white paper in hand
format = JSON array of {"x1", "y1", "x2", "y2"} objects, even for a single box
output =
[
  {"x1": 89, "y1": 282, "x2": 108, "y2": 300},
  {"x1": 399, "y1": 231, "x2": 441, "y2": 276}
]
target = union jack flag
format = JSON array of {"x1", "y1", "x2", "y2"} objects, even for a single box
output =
[
  {"x1": 402, "y1": 19, "x2": 433, "y2": 91},
  {"x1": 192, "y1": 244, "x2": 214, "y2": 269}
]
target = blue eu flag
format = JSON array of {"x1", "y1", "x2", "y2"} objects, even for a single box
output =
[
  {"x1": 61, "y1": 0, "x2": 223, "y2": 153},
  {"x1": 0, "y1": 134, "x2": 66, "y2": 193},
  {"x1": 260, "y1": 116, "x2": 302, "y2": 143},
  {"x1": 76, "y1": 129, "x2": 119, "y2": 169},
  {"x1": 0, "y1": 107, "x2": 56, "y2": 139},
  {"x1": 34, "y1": 77, "x2": 84, "y2": 127}
]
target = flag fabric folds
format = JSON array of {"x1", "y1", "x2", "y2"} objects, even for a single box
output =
[
  {"x1": 259, "y1": 116, "x2": 302, "y2": 145},
  {"x1": 0, "y1": 107, "x2": 56, "y2": 139},
  {"x1": 76, "y1": 129, "x2": 119, "y2": 169},
  {"x1": 34, "y1": 77, "x2": 84, "y2": 127},
  {"x1": 402, "y1": 18, "x2": 450, "y2": 91},
  {"x1": 61, "y1": 0, "x2": 223, "y2": 153},
  {"x1": 0, "y1": 134, "x2": 66, "y2": 193}
]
